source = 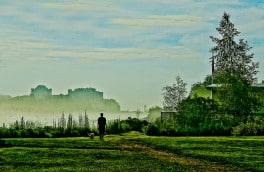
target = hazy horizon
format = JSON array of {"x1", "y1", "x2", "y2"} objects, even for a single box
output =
[{"x1": 0, "y1": 1, "x2": 263, "y2": 110}]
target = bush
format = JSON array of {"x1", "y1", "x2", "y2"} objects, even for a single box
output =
[
  {"x1": 145, "y1": 123, "x2": 159, "y2": 136},
  {"x1": 145, "y1": 113, "x2": 245, "y2": 136},
  {"x1": 0, "y1": 128, "x2": 10, "y2": 138},
  {"x1": 107, "y1": 118, "x2": 148, "y2": 134},
  {"x1": 232, "y1": 116, "x2": 264, "y2": 136}
]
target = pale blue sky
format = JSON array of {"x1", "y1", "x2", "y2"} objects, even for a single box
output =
[{"x1": 0, "y1": 0, "x2": 263, "y2": 110}]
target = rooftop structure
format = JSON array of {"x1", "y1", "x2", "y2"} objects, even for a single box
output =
[
  {"x1": 206, "y1": 83, "x2": 264, "y2": 99},
  {"x1": 31, "y1": 85, "x2": 52, "y2": 98}
]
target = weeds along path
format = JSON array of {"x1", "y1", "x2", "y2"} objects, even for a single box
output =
[{"x1": 115, "y1": 140, "x2": 244, "y2": 172}]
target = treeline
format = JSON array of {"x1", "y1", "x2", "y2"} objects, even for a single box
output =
[
  {"x1": 145, "y1": 96, "x2": 264, "y2": 136},
  {"x1": 0, "y1": 112, "x2": 92, "y2": 138},
  {"x1": 0, "y1": 114, "x2": 149, "y2": 138},
  {"x1": 1, "y1": 108, "x2": 264, "y2": 138},
  {"x1": 0, "y1": 122, "x2": 87, "y2": 139}
]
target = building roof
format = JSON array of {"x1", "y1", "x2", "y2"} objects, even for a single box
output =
[
  {"x1": 206, "y1": 83, "x2": 264, "y2": 90},
  {"x1": 34, "y1": 85, "x2": 49, "y2": 90}
]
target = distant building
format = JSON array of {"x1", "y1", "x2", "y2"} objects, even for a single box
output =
[
  {"x1": 31, "y1": 85, "x2": 52, "y2": 98},
  {"x1": 26, "y1": 85, "x2": 120, "y2": 112},
  {"x1": 68, "y1": 88, "x2": 103, "y2": 100}
]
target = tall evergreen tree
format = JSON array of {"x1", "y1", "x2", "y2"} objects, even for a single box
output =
[{"x1": 210, "y1": 12, "x2": 260, "y2": 116}]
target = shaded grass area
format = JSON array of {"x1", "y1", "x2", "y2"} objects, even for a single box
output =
[
  {"x1": 0, "y1": 137, "x2": 188, "y2": 172},
  {"x1": 1, "y1": 147, "x2": 185, "y2": 171},
  {"x1": 130, "y1": 136, "x2": 264, "y2": 172},
  {"x1": 0, "y1": 137, "x2": 117, "y2": 150}
]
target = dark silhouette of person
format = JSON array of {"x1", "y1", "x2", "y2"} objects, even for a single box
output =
[{"x1": 97, "y1": 113, "x2": 106, "y2": 140}]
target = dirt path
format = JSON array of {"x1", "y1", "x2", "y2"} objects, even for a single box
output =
[{"x1": 117, "y1": 141, "x2": 246, "y2": 172}]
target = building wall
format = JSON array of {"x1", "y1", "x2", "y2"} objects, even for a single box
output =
[{"x1": 68, "y1": 88, "x2": 103, "y2": 100}]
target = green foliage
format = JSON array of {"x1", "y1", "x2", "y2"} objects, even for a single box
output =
[
  {"x1": 178, "y1": 96, "x2": 219, "y2": 127},
  {"x1": 106, "y1": 118, "x2": 148, "y2": 134},
  {"x1": 203, "y1": 74, "x2": 220, "y2": 86},
  {"x1": 189, "y1": 84, "x2": 212, "y2": 98},
  {"x1": 210, "y1": 12, "x2": 260, "y2": 116},
  {"x1": 217, "y1": 74, "x2": 261, "y2": 115},
  {"x1": 144, "y1": 96, "x2": 260, "y2": 136},
  {"x1": 232, "y1": 116, "x2": 264, "y2": 136},
  {"x1": 0, "y1": 126, "x2": 91, "y2": 138}
]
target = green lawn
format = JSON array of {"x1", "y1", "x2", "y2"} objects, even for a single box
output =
[
  {"x1": 0, "y1": 134, "x2": 263, "y2": 171},
  {"x1": 0, "y1": 137, "x2": 187, "y2": 172},
  {"x1": 128, "y1": 135, "x2": 264, "y2": 171}
]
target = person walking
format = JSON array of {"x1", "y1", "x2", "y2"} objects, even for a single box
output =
[{"x1": 97, "y1": 113, "x2": 106, "y2": 141}]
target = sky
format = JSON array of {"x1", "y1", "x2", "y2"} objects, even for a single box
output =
[{"x1": 0, "y1": 0, "x2": 263, "y2": 111}]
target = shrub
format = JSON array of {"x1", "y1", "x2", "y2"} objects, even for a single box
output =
[
  {"x1": 107, "y1": 118, "x2": 149, "y2": 134},
  {"x1": 232, "y1": 116, "x2": 264, "y2": 136},
  {"x1": 0, "y1": 128, "x2": 10, "y2": 138},
  {"x1": 145, "y1": 123, "x2": 159, "y2": 136}
]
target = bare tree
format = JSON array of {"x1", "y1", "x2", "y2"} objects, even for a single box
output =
[{"x1": 162, "y1": 76, "x2": 187, "y2": 112}]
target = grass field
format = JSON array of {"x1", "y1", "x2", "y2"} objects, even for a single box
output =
[{"x1": 0, "y1": 133, "x2": 263, "y2": 171}]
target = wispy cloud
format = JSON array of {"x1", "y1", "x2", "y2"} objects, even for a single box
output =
[
  {"x1": 41, "y1": 1, "x2": 121, "y2": 12},
  {"x1": 111, "y1": 15, "x2": 203, "y2": 26},
  {"x1": 0, "y1": 0, "x2": 263, "y2": 109},
  {"x1": 44, "y1": 46, "x2": 202, "y2": 62}
]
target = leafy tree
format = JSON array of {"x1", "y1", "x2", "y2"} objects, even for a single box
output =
[
  {"x1": 162, "y1": 76, "x2": 187, "y2": 112},
  {"x1": 178, "y1": 96, "x2": 219, "y2": 127},
  {"x1": 210, "y1": 12, "x2": 260, "y2": 116},
  {"x1": 203, "y1": 74, "x2": 220, "y2": 86}
]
